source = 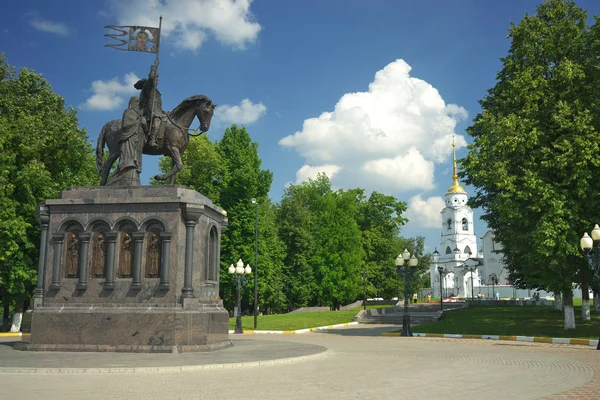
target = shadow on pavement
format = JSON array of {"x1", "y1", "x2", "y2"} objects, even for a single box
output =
[{"x1": 0, "y1": 340, "x2": 19, "y2": 348}]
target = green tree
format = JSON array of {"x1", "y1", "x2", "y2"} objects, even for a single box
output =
[
  {"x1": 278, "y1": 174, "x2": 366, "y2": 309},
  {"x1": 314, "y1": 187, "x2": 364, "y2": 309},
  {"x1": 356, "y1": 191, "x2": 407, "y2": 300},
  {"x1": 215, "y1": 125, "x2": 273, "y2": 311},
  {"x1": 460, "y1": 0, "x2": 600, "y2": 329},
  {"x1": 0, "y1": 54, "x2": 97, "y2": 329},
  {"x1": 254, "y1": 200, "x2": 287, "y2": 314},
  {"x1": 277, "y1": 181, "x2": 318, "y2": 309}
]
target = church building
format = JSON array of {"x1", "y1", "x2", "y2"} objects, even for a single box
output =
[{"x1": 429, "y1": 135, "x2": 483, "y2": 298}]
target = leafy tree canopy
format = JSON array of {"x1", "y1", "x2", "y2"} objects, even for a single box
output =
[
  {"x1": 0, "y1": 53, "x2": 97, "y2": 302},
  {"x1": 461, "y1": 0, "x2": 600, "y2": 313}
]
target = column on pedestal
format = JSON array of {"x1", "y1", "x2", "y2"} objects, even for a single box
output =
[
  {"x1": 181, "y1": 205, "x2": 202, "y2": 299},
  {"x1": 34, "y1": 205, "x2": 50, "y2": 298},
  {"x1": 159, "y1": 232, "x2": 172, "y2": 290},
  {"x1": 103, "y1": 231, "x2": 119, "y2": 290},
  {"x1": 75, "y1": 233, "x2": 92, "y2": 290},
  {"x1": 131, "y1": 231, "x2": 145, "y2": 289},
  {"x1": 49, "y1": 233, "x2": 64, "y2": 290}
]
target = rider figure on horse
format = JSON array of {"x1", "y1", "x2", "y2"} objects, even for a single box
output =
[{"x1": 134, "y1": 58, "x2": 166, "y2": 149}]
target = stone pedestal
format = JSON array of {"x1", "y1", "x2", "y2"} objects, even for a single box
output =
[{"x1": 28, "y1": 185, "x2": 230, "y2": 353}]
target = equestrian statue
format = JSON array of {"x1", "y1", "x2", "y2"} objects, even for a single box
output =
[{"x1": 98, "y1": 18, "x2": 217, "y2": 186}]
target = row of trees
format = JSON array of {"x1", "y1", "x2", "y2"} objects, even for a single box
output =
[
  {"x1": 160, "y1": 128, "x2": 430, "y2": 313},
  {"x1": 461, "y1": 0, "x2": 600, "y2": 329}
]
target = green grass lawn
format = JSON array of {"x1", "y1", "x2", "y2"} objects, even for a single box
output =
[
  {"x1": 415, "y1": 306, "x2": 600, "y2": 339},
  {"x1": 228, "y1": 304, "x2": 399, "y2": 330},
  {"x1": 228, "y1": 310, "x2": 359, "y2": 331},
  {"x1": 228, "y1": 302, "x2": 600, "y2": 336}
]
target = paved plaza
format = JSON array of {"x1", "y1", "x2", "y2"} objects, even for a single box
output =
[{"x1": 2, "y1": 325, "x2": 599, "y2": 400}]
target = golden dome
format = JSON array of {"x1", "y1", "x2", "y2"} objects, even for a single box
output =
[{"x1": 447, "y1": 181, "x2": 467, "y2": 194}]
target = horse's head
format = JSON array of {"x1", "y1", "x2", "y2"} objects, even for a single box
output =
[
  {"x1": 195, "y1": 98, "x2": 217, "y2": 133},
  {"x1": 171, "y1": 95, "x2": 218, "y2": 134}
]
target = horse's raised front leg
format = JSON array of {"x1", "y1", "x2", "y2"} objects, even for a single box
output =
[
  {"x1": 100, "y1": 150, "x2": 120, "y2": 186},
  {"x1": 154, "y1": 145, "x2": 183, "y2": 182}
]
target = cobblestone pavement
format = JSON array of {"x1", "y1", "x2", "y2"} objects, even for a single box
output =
[{"x1": 2, "y1": 325, "x2": 599, "y2": 400}]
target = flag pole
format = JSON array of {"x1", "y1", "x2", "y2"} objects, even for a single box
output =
[
  {"x1": 148, "y1": 16, "x2": 162, "y2": 143},
  {"x1": 156, "y1": 16, "x2": 162, "y2": 63}
]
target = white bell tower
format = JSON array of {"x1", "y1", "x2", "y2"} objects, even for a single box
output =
[
  {"x1": 430, "y1": 135, "x2": 479, "y2": 298},
  {"x1": 440, "y1": 134, "x2": 477, "y2": 258}
]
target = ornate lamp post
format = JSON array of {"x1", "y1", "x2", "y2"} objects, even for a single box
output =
[
  {"x1": 464, "y1": 264, "x2": 477, "y2": 301},
  {"x1": 228, "y1": 259, "x2": 252, "y2": 334},
  {"x1": 396, "y1": 249, "x2": 418, "y2": 337},
  {"x1": 437, "y1": 266, "x2": 449, "y2": 310},
  {"x1": 361, "y1": 269, "x2": 367, "y2": 310},
  {"x1": 489, "y1": 273, "x2": 498, "y2": 300},
  {"x1": 579, "y1": 225, "x2": 600, "y2": 350},
  {"x1": 251, "y1": 198, "x2": 259, "y2": 330},
  {"x1": 433, "y1": 249, "x2": 441, "y2": 310},
  {"x1": 437, "y1": 266, "x2": 444, "y2": 310}
]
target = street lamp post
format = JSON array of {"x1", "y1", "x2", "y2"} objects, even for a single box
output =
[
  {"x1": 437, "y1": 266, "x2": 450, "y2": 310},
  {"x1": 489, "y1": 273, "x2": 497, "y2": 301},
  {"x1": 251, "y1": 198, "x2": 259, "y2": 330},
  {"x1": 228, "y1": 259, "x2": 252, "y2": 334},
  {"x1": 396, "y1": 249, "x2": 418, "y2": 337},
  {"x1": 433, "y1": 249, "x2": 441, "y2": 310},
  {"x1": 464, "y1": 265, "x2": 477, "y2": 301},
  {"x1": 361, "y1": 269, "x2": 367, "y2": 310},
  {"x1": 579, "y1": 225, "x2": 600, "y2": 350},
  {"x1": 437, "y1": 266, "x2": 444, "y2": 311}
]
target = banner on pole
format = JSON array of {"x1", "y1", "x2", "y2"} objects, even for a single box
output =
[{"x1": 104, "y1": 25, "x2": 160, "y2": 53}]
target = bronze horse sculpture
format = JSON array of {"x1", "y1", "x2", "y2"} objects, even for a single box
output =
[{"x1": 96, "y1": 95, "x2": 216, "y2": 185}]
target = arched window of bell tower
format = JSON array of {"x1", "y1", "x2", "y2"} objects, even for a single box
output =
[
  {"x1": 447, "y1": 218, "x2": 452, "y2": 229},
  {"x1": 445, "y1": 246, "x2": 452, "y2": 254},
  {"x1": 462, "y1": 218, "x2": 468, "y2": 231}
]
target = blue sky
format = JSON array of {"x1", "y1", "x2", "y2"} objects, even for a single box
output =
[{"x1": 2, "y1": 0, "x2": 600, "y2": 254}]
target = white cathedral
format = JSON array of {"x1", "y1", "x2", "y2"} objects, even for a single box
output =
[{"x1": 428, "y1": 136, "x2": 509, "y2": 298}]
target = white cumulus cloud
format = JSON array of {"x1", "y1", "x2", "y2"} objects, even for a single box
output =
[
  {"x1": 405, "y1": 195, "x2": 446, "y2": 229},
  {"x1": 279, "y1": 59, "x2": 468, "y2": 194},
  {"x1": 363, "y1": 148, "x2": 435, "y2": 192},
  {"x1": 215, "y1": 98, "x2": 267, "y2": 125},
  {"x1": 79, "y1": 73, "x2": 140, "y2": 111},
  {"x1": 295, "y1": 165, "x2": 341, "y2": 184},
  {"x1": 106, "y1": 0, "x2": 262, "y2": 51},
  {"x1": 29, "y1": 17, "x2": 69, "y2": 37}
]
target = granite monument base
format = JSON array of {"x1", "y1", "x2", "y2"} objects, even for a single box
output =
[
  {"x1": 25, "y1": 305, "x2": 230, "y2": 353},
  {"x1": 28, "y1": 185, "x2": 230, "y2": 353}
]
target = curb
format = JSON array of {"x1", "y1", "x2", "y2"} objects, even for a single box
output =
[
  {"x1": 0, "y1": 333, "x2": 23, "y2": 337},
  {"x1": 381, "y1": 331, "x2": 600, "y2": 347},
  {"x1": 229, "y1": 321, "x2": 359, "y2": 335},
  {"x1": 0, "y1": 349, "x2": 331, "y2": 374}
]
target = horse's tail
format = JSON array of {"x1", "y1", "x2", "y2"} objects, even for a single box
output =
[{"x1": 95, "y1": 124, "x2": 107, "y2": 175}]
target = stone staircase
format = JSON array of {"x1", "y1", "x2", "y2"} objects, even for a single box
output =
[{"x1": 356, "y1": 302, "x2": 466, "y2": 326}]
